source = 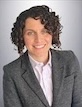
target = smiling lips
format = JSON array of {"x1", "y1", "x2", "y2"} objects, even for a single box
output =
[{"x1": 33, "y1": 44, "x2": 45, "y2": 49}]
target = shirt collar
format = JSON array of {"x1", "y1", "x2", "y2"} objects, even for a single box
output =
[{"x1": 28, "y1": 50, "x2": 52, "y2": 69}]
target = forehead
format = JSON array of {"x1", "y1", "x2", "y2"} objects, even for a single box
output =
[{"x1": 25, "y1": 17, "x2": 44, "y2": 29}]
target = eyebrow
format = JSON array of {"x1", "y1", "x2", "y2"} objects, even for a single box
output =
[
  {"x1": 24, "y1": 28, "x2": 47, "y2": 33},
  {"x1": 25, "y1": 29, "x2": 34, "y2": 32}
]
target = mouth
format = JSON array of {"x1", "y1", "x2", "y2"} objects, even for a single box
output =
[{"x1": 33, "y1": 45, "x2": 45, "y2": 49}]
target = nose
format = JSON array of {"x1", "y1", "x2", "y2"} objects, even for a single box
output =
[{"x1": 34, "y1": 33, "x2": 43, "y2": 43}]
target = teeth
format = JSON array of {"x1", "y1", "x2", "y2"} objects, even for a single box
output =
[{"x1": 34, "y1": 45, "x2": 45, "y2": 49}]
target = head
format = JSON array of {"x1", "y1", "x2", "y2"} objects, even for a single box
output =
[{"x1": 11, "y1": 5, "x2": 62, "y2": 55}]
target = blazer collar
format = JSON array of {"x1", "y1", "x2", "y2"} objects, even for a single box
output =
[
  {"x1": 21, "y1": 50, "x2": 65, "y2": 107},
  {"x1": 51, "y1": 50, "x2": 65, "y2": 106}
]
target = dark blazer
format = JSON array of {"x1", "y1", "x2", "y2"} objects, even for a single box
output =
[{"x1": 3, "y1": 50, "x2": 82, "y2": 107}]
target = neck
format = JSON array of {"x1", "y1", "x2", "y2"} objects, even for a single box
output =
[{"x1": 28, "y1": 51, "x2": 49, "y2": 65}]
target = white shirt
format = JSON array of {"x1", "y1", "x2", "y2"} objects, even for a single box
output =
[{"x1": 28, "y1": 51, "x2": 53, "y2": 106}]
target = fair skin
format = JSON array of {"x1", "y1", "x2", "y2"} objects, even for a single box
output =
[{"x1": 23, "y1": 17, "x2": 52, "y2": 64}]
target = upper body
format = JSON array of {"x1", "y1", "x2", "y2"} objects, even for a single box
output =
[
  {"x1": 3, "y1": 49, "x2": 82, "y2": 107},
  {"x1": 3, "y1": 5, "x2": 82, "y2": 107}
]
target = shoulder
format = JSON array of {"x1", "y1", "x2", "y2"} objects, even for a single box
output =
[
  {"x1": 3, "y1": 56, "x2": 22, "y2": 70},
  {"x1": 3, "y1": 52, "x2": 27, "y2": 75},
  {"x1": 51, "y1": 49, "x2": 76, "y2": 60},
  {"x1": 51, "y1": 49, "x2": 80, "y2": 70},
  {"x1": 51, "y1": 49, "x2": 81, "y2": 76}
]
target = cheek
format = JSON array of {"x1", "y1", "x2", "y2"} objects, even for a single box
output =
[
  {"x1": 24, "y1": 37, "x2": 32, "y2": 47},
  {"x1": 46, "y1": 36, "x2": 52, "y2": 44}
]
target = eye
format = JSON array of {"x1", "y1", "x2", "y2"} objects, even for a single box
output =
[
  {"x1": 41, "y1": 29, "x2": 49, "y2": 35},
  {"x1": 26, "y1": 31, "x2": 35, "y2": 36}
]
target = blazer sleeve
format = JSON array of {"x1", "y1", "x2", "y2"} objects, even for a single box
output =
[
  {"x1": 3, "y1": 66, "x2": 23, "y2": 107},
  {"x1": 71, "y1": 52, "x2": 82, "y2": 107}
]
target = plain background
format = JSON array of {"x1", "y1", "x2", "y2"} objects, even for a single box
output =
[{"x1": 0, "y1": 0, "x2": 82, "y2": 107}]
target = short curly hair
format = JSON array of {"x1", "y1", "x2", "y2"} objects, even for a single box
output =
[{"x1": 11, "y1": 5, "x2": 62, "y2": 54}]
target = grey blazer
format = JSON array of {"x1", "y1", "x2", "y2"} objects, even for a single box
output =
[{"x1": 3, "y1": 50, "x2": 82, "y2": 107}]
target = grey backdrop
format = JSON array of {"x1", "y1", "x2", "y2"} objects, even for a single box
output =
[{"x1": 0, "y1": 1, "x2": 82, "y2": 107}]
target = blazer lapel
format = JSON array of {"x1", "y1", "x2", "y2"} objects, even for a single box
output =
[
  {"x1": 51, "y1": 50, "x2": 65, "y2": 106},
  {"x1": 21, "y1": 52, "x2": 50, "y2": 107}
]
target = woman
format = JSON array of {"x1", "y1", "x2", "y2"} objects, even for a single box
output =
[{"x1": 3, "y1": 5, "x2": 82, "y2": 107}]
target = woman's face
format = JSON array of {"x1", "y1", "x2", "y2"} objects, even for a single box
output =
[{"x1": 23, "y1": 18, "x2": 52, "y2": 61}]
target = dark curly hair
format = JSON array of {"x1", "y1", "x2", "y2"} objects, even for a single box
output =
[{"x1": 11, "y1": 5, "x2": 62, "y2": 54}]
